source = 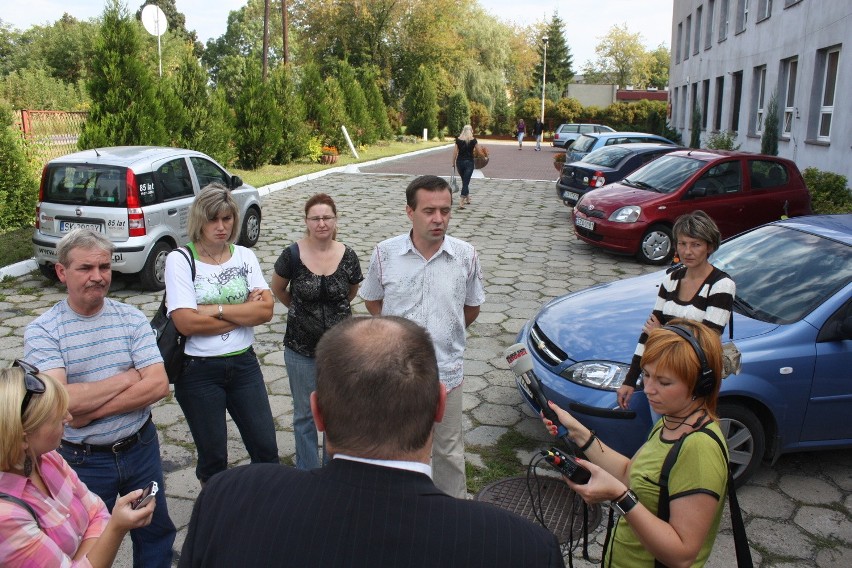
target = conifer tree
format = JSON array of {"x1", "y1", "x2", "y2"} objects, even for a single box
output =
[
  {"x1": 532, "y1": 13, "x2": 574, "y2": 97},
  {"x1": 447, "y1": 90, "x2": 470, "y2": 137},
  {"x1": 336, "y1": 61, "x2": 376, "y2": 145},
  {"x1": 404, "y1": 65, "x2": 438, "y2": 139},
  {"x1": 234, "y1": 61, "x2": 281, "y2": 169},
  {"x1": 271, "y1": 65, "x2": 310, "y2": 164},
  {"x1": 690, "y1": 103, "x2": 702, "y2": 148},
  {"x1": 360, "y1": 67, "x2": 392, "y2": 139},
  {"x1": 761, "y1": 91, "x2": 779, "y2": 156}
]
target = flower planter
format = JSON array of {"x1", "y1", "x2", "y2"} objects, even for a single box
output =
[
  {"x1": 474, "y1": 156, "x2": 489, "y2": 169},
  {"x1": 320, "y1": 154, "x2": 339, "y2": 165}
]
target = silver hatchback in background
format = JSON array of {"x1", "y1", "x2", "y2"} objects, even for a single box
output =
[{"x1": 33, "y1": 146, "x2": 263, "y2": 290}]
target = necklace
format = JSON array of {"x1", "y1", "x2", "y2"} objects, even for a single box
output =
[
  {"x1": 199, "y1": 242, "x2": 227, "y2": 265},
  {"x1": 662, "y1": 407, "x2": 708, "y2": 431}
]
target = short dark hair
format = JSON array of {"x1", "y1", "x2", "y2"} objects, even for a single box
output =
[
  {"x1": 405, "y1": 175, "x2": 451, "y2": 209},
  {"x1": 315, "y1": 316, "x2": 441, "y2": 459},
  {"x1": 673, "y1": 210, "x2": 721, "y2": 253}
]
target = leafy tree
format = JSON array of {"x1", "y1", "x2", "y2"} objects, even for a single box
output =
[
  {"x1": 0, "y1": 68, "x2": 89, "y2": 110},
  {"x1": 491, "y1": 89, "x2": 513, "y2": 135},
  {"x1": 0, "y1": 104, "x2": 38, "y2": 230},
  {"x1": 403, "y1": 65, "x2": 438, "y2": 138},
  {"x1": 270, "y1": 64, "x2": 310, "y2": 164},
  {"x1": 761, "y1": 91, "x2": 779, "y2": 156},
  {"x1": 233, "y1": 61, "x2": 281, "y2": 169},
  {"x1": 643, "y1": 44, "x2": 670, "y2": 89},
  {"x1": 446, "y1": 90, "x2": 470, "y2": 138},
  {"x1": 533, "y1": 13, "x2": 574, "y2": 97},
  {"x1": 336, "y1": 60, "x2": 375, "y2": 145},
  {"x1": 79, "y1": 0, "x2": 167, "y2": 148},
  {"x1": 690, "y1": 103, "x2": 702, "y2": 148},
  {"x1": 582, "y1": 24, "x2": 649, "y2": 87},
  {"x1": 360, "y1": 66, "x2": 392, "y2": 139},
  {"x1": 469, "y1": 101, "x2": 490, "y2": 134}
]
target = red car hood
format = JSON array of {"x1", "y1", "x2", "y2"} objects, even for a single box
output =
[{"x1": 578, "y1": 183, "x2": 671, "y2": 214}]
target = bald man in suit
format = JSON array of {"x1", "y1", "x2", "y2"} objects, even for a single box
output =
[{"x1": 179, "y1": 316, "x2": 563, "y2": 568}]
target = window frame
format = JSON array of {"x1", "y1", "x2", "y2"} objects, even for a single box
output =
[
  {"x1": 753, "y1": 66, "x2": 767, "y2": 135},
  {"x1": 817, "y1": 48, "x2": 839, "y2": 141},
  {"x1": 782, "y1": 58, "x2": 798, "y2": 137}
]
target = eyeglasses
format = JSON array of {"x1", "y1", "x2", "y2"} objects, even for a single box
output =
[
  {"x1": 306, "y1": 216, "x2": 337, "y2": 223},
  {"x1": 14, "y1": 360, "x2": 45, "y2": 417}
]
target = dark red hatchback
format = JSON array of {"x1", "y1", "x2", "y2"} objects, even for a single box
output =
[{"x1": 571, "y1": 150, "x2": 812, "y2": 263}]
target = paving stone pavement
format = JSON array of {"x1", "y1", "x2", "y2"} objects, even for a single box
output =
[{"x1": 1, "y1": 155, "x2": 850, "y2": 566}]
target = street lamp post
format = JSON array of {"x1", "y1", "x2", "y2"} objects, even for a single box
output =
[{"x1": 540, "y1": 36, "x2": 549, "y2": 124}]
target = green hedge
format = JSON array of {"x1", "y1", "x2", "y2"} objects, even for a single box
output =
[{"x1": 803, "y1": 167, "x2": 852, "y2": 214}]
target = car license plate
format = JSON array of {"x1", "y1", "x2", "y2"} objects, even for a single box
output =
[
  {"x1": 575, "y1": 217, "x2": 595, "y2": 231},
  {"x1": 563, "y1": 191, "x2": 579, "y2": 202},
  {"x1": 59, "y1": 221, "x2": 103, "y2": 233}
]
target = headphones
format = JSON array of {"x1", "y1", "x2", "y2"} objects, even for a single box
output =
[{"x1": 662, "y1": 323, "x2": 716, "y2": 397}]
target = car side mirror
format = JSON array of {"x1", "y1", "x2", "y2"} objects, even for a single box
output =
[
  {"x1": 687, "y1": 186, "x2": 705, "y2": 198},
  {"x1": 230, "y1": 175, "x2": 243, "y2": 190}
]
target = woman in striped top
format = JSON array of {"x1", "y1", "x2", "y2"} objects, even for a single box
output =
[{"x1": 617, "y1": 211, "x2": 735, "y2": 410}]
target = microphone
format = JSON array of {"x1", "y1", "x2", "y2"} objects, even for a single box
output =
[{"x1": 504, "y1": 343, "x2": 572, "y2": 445}]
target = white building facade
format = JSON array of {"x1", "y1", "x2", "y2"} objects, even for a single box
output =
[{"x1": 669, "y1": 0, "x2": 850, "y2": 179}]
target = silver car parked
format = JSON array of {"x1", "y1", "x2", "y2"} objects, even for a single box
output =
[{"x1": 33, "y1": 146, "x2": 263, "y2": 290}]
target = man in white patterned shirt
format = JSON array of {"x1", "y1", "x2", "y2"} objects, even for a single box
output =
[{"x1": 360, "y1": 175, "x2": 485, "y2": 498}]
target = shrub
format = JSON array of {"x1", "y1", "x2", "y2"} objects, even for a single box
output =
[
  {"x1": 704, "y1": 130, "x2": 740, "y2": 150},
  {"x1": 0, "y1": 106, "x2": 38, "y2": 231},
  {"x1": 469, "y1": 101, "x2": 490, "y2": 134},
  {"x1": 234, "y1": 62, "x2": 281, "y2": 170},
  {"x1": 446, "y1": 91, "x2": 470, "y2": 138},
  {"x1": 270, "y1": 65, "x2": 310, "y2": 164},
  {"x1": 761, "y1": 91, "x2": 779, "y2": 156},
  {"x1": 689, "y1": 104, "x2": 702, "y2": 149},
  {"x1": 803, "y1": 167, "x2": 852, "y2": 214}
]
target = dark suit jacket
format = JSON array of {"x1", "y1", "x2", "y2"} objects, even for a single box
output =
[{"x1": 179, "y1": 460, "x2": 564, "y2": 568}]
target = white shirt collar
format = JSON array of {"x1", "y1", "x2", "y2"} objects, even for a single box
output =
[{"x1": 333, "y1": 454, "x2": 432, "y2": 478}]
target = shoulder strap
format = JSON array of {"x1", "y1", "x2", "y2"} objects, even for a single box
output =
[
  {"x1": 161, "y1": 247, "x2": 195, "y2": 313},
  {"x1": 0, "y1": 492, "x2": 42, "y2": 530},
  {"x1": 288, "y1": 242, "x2": 300, "y2": 279}
]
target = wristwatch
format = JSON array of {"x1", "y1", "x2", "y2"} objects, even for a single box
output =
[{"x1": 612, "y1": 489, "x2": 639, "y2": 515}]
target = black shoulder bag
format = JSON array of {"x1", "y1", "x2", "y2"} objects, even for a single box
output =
[{"x1": 150, "y1": 247, "x2": 195, "y2": 383}]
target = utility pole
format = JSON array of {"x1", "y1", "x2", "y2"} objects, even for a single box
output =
[{"x1": 540, "y1": 36, "x2": 549, "y2": 123}]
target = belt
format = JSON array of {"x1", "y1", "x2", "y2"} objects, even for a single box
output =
[
  {"x1": 61, "y1": 414, "x2": 152, "y2": 454},
  {"x1": 185, "y1": 346, "x2": 254, "y2": 361}
]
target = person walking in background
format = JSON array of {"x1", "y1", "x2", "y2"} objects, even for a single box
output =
[
  {"x1": 0, "y1": 363, "x2": 155, "y2": 567},
  {"x1": 516, "y1": 118, "x2": 526, "y2": 149},
  {"x1": 24, "y1": 229, "x2": 176, "y2": 567},
  {"x1": 164, "y1": 184, "x2": 279, "y2": 485},
  {"x1": 534, "y1": 118, "x2": 544, "y2": 151},
  {"x1": 179, "y1": 316, "x2": 564, "y2": 568},
  {"x1": 617, "y1": 211, "x2": 735, "y2": 413},
  {"x1": 360, "y1": 175, "x2": 485, "y2": 498},
  {"x1": 270, "y1": 193, "x2": 363, "y2": 470},
  {"x1": 452, "y1": 125, "x2": 478, "y2": 210}
]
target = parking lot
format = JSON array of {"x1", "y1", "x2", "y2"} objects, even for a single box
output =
[{"x1": 2, "y1": 144, "x2": 849, "y2": 566}]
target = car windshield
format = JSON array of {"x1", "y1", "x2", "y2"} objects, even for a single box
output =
[
  {"x1": 711, "y1": 224, "x2": 852, "y2": 324},
  {"x1": 572, "y1": 135, "x2": 597, "y2": 152},
  {"x1": 622, "y1": 155, "x2": 705, "y2": 193},
  {"x1": 583, "y1": 146, "x2": 632, "y2": 167}
]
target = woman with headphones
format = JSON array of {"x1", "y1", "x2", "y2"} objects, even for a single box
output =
[{"x1": 543, "y1": 319, "x2": 729, "y2": 568}]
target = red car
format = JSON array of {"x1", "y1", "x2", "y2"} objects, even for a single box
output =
[{"x1": 571, "y1": 150, "x2": 812, "y2": 263}]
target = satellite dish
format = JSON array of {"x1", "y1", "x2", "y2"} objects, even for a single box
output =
[{"x1": 141, "y1": 4, "x2": 168, "y2": 37}]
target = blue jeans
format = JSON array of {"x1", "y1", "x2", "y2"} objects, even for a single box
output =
[
  {"x1": 175, "y1": 348, "x2": 279, "y2": 482},
  {"x1": 284, "y1": 348, "x2": 327, "y2": 469},
  {"x1": 58, "y1": 419, "x2": 176, "y2": 568},
  {"x1": 456, "y1": 158, "x2": 474, "y2": 197}
]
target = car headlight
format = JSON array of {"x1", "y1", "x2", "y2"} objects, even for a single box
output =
[
  {"x1": 609, "y1": 206, "x2": 641, "y2": 223},
  {"x1": 560, "y1": 361, "x2": 630, "y2": 390}
]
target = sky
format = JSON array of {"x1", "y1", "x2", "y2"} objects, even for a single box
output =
[{"x1": 3, "y1": 0, "x2": 673, "y2": 68}]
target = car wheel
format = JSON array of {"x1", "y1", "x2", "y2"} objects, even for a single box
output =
[
  {"x1": 38, "y1": 263, "x2": 59, "y2": 282},
  {"x1": 139, "y1": 241, "x2": 173, "y2": 291},
  {"x1": 637, "y1": 225, "x2": 674, "y2": 265},
  {"x1": 718, "y1": 403, "x2": 766, "y2": 488},
  {"x1": 238, "y1": 206, "x2": 261, "y2": 247}
]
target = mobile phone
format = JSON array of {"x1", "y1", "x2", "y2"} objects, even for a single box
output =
[{"x1": 131, "y1": 481, "x2": 158, "y2": 510}]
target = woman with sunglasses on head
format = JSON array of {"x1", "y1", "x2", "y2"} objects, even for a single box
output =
[
  {"x1": 543, "y1": 320, "x2": 729, "y2": 567},
  {"x1": 271, "y1": 193, "x2": 363, "y2": 470},
  {"x1": 0, "y1": 362, "x2": 154, "y2": 567}
]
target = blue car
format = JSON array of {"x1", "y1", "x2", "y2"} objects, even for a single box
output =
[
  {"x1": 567, "y1": 131, "x2": 677, "y2": 162},
  {"x1": 515, "y1": 215, "x2": 852, "y2": 485}
]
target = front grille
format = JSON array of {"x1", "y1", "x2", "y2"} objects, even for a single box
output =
[
  {"x1": 576, "y1": 204, "x2": 605, "y2": 218},
  {"x1": 530, "y1": 324, "x2": 568, "y2": 365}
]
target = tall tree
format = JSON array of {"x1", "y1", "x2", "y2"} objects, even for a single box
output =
[
  {"x1": 360, "y1": 66, "x2": 392, "y2": 139},
  {"x1": 446, "y1": 90, "x2": 470, "y2": 137},
  {"x1": 79, "y1": 0, "x2": 167, "y2": 149},
  {"x1": 233, "y1": 61, "x2": 281, "y2": 169},
  {"x1": 582, "y1": 24, "x2": 649, "y2": 88},
  {"x1": 270, "y1": 64, "x2": 309, "y2": 163},
  {"x1": 532, "y1": 13, "x2": 574, "y2": 97},
  {"x1": 643, "y1": 44, "x2": 670, "y2": 89},
  {"x1": 336, "y1": 60, "x2": 375, "y2": 145},
  {"x1": 403, "y1": 65, "x2": 438, "y2": 139}
]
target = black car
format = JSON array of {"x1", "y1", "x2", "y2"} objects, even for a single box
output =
[{"x1": 557, "y1": 143, "x2": 683, "y2": 207}]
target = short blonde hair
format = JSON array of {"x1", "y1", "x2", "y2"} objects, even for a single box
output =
[
  {"x1": 187, "y1": 183, "x2": 241, "y2": 244},
  {"x1": 0, "y1": 368, "x2": 69, "y2": 471},
  {"x1": 458, "y1": 125, "x2": 474, "y2": 142}
]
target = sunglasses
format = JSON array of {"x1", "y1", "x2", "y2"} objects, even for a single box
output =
[{"x1": 14, "y1": 359, "x2": 46, "y2": 417}]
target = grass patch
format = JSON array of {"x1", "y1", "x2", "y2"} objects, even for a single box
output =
[
  {"x1": 0, "y1": 227, "x2": 35, "y2": 267},
  {"x1": 234, "y1": 139, "x2": 448, "y2": 187},
  {"x1": 466, "y1": 430, "x2": 542, "y2": 494}
]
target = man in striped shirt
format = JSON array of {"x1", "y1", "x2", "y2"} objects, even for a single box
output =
[{"x1": 24, "y1": 229, "x2": 176, "y2": 567}]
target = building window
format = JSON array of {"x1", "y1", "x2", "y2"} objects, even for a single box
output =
[
  {"x1": 758, "y1": 0, "x2": 772, "y2": 21},
  {"x1": 714, "y1": 76, "x2": 724, "y2": 130},
  {"x1": 736, "y1": 0, "x2": 749, "y2": 33},
  {"x1": 719, "y1": 0, "x2": 730, "y2": 41},
  {"x1": 702, "y1": 79, "x2": 711, "y2": 129},
  {"x1": 816, "y1": 48, "x2": 840, "y2": 141},
  {"x1": 782, "y1": 58, "x2": 797, "y2": 136},
  {"x1": 695, "y1": 7, "x2": 703, "y2": 55},
  {"x1": 731, "y1": 70, "x2": 743, "y2": 132},
  {"x1": 676, "y1": 23, "x2": 683, "y2": 63},
  {"x1": 682, "y1": 85, "x2": 689, "y2": 128},
  {"x1": 752, "y1": 66, "x2": 767, "y2": 134},
  {"x1": 685, "y1": 15, "x2": 692, "y2": 60},
  {"x1": 706, "y1": 0, "x2": 716, "y2": 49},
  {"x1": 784, "y1": 0, "x2": 802, "y2": 8}
]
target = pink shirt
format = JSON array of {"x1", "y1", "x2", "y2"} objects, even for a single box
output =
[{"x1": 0, "y1": 450, "x2": 110, "y2": 567}]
